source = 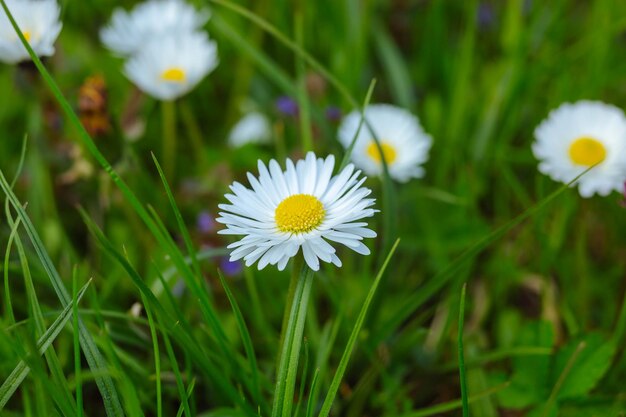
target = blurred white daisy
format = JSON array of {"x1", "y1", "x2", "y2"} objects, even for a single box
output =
[
  {"x1": 100, "y1": 0, "x2": 209, "y2": 57},
  {"x1": 338, "y1": 104, "x2": 432, "y2": 183},
  {"x1": 217, "y1": 152, "x2": 377, "y2": 271},
  {"x1": 124, "y1": 31, "x2": 217, "y2": 101},
  {"x1": 228, "y1": 112, "x2": 272, "y2": 147},
  {"x1": 0, "y1": 0, "x2": 62, "y2": 64},
  {"x1": 532, "y1": 100, "x2": 626, "y2": 197}
]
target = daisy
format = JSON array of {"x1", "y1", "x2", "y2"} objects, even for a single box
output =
[
  {"x1": 337, "y1": 104, "x2": 432, "y2": 183},
  {"x1": 124, "y1": 31, "x2": 218, "y2": 101},
  {"x1": 100, "y1": 0, "x2": 209, "y2": 57},
  {"x1": 532, "y1": 100, "x2": 626, "y2": 197},
  {"x1": 0, "y1": 0, "x2": 62, "y2": 64},
  {"x1": 217, "y1": 152, "x2": 377, "y2": 271},
  {"x1": 228, "y1": 112, "x2": 272, "y2": 147}
]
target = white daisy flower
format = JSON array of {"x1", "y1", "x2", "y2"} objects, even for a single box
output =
[
  {"x1": 217, "y1": 152, "x2": 377, "y2": 271},
  {"x1": 338, "y1": 104, "x2": 432, "y2": 183},
  {"x1": 532, "y1": 100, "x2": 626, "y2": 198},
  {"x1": 124, "y1": 31, "x2": 218, "y2": 101},
  {"x1": 0, "y1": 0, "x2": 62, "y2": 64},
  {"x1": 228, "y1": 112, "x2": 272, "y2": 147},
  {"x1": 100, "y1": 0, "x2": 209, "y2": 57}
]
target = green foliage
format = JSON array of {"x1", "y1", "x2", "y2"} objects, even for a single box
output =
[{"x1": 1, "y1": 0, "x2": 626, "y2": 416}]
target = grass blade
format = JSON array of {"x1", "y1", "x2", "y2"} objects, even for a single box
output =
[
  {"x1": 398, "y1": 382, "x2": 510, "y2": 417},
  {"x1": 141, "y1": 294, "x2": 162, "y2": 417},
  {"x1": 339, "y1": 79, "x2": 377, "y2": 171},
  {"x1": 217, "y1": 270, "x2": 264, "y2": 410},
  {"x1": 272, "y1": 264, "x2": 315, "y2": 417},
  {"x1": 0, "y1": 169, "x2": 123, "y2": 417},
  {"x1": 159, "y1": 315, "x2": 192, "y2": 417},
  {"x1": 79, "y1": 210, "x2": 257, "y2": 416},
  {"x1": 372, "y1": 21, "x2": 414, "y2": 108},
  {"x1": 458, "y1": 284, "x2": 469, "y2": 417},
  {"x1": 0, "y1": 279, "x2": 92, "y2": 409},
  {"x1": 372, "y1": 168, "x2": 593, "y2": 345},
  {"x1": 317, "y1": 238, "x2": 400, "y2": 417},
  {"x1": 72, "y1": 268, "x2": 84, "y2": 417}
]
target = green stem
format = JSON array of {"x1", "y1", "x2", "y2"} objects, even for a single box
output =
[
  {"x1": 295, "y1": 10, "x2": 313, "y2": 153},
  {"x1": 162, "y1": 100, "x2": 177, "y2": 179},
  {"x1": 179, "y1": 100, "x2": 207, "y2": 168},
  {"x1": 272, "y1": 261, "x2": 315, "y2": 417},
  {"x1": 458, "y1": 284, "x2": 469, "y2": 417},
  {"x1": 276, "y1": 256, "x2": 304, "y2": 369}
]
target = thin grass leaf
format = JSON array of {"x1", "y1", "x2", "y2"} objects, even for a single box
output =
[
  {"x1": 140, "y1": 294, "x2": 162, "y2": 417},
  {"x1": 305, "y1": 368, "x2": 320, "y2": 417},
  {"x1": 79, "y1": 211, "x2": 257, "y2": 416},
  {"x1": 3, "y1": 134, "x2": 29, "y2": 327},
  {"x1": 5, "y1": 197, "x2": 78, "y2": 416},
  {"x1": 398, "y1": 382, "x2": 510, "y2": 417},
  {"x1": 317, "y1": 238, "x2": 399, "y2": 417},
  {"x1": 175, "y1": 378, "x2": 197, "y2": 417},
  {"x1": 210, "y1": 15, "x2": 297, "y2": 96},
  {"x1": 150, "y1": 153, "x2": 203, "y2": 292},
  {"x1": 209, "y1": 0, "x2": 358, "y2": 108},
  {"x1": 372, "y1": 168, "x2": 593, "y2": 345},
  {"x1": 3, "y1": 211, "x2": 20, "y2": 325},
  {"x1": 272, "y1": 264, "x2": 315, "y2": 417},
  {"x1": 0, "y1": 169, "x2": 124, "y2": 417},
  {"x1": 217, "y1": 270, "x2": 264, "y2": 410},
  {"x1": 72, "y1": 268, "x2": 84, "y2": 417},
  {"x1": 372, "y1": 21, "x2": 414, "y2": 108},
  {"x1": 458, "y1": 284, "x2": 469, "y2": 417},
  {"x1": 86, "y1": 286, "x2": 146, "y2": 417},
  {"x1": 339, "y1": 79, "x2": 377, "y2": 170},
  {"x1": 0, "y1": 279, "x2": 92, "y2": 410},
  {"x1": 293, "y1": 337, "x2": 310, "y2": 417},
  {"x1": 295, "y1": 10, "x2": 313, "y2": 152},
  {"x1": 0, "y1": 3, "x2": 243, "y2": 408},
  {"x1": 159, "y1": 315, "x2": 192, "y2": 417},
  {"x1": 142, "y1": 200, "x2": 257, "y2": 405},
  {"x1": 0, "y1": 326, "x2": 75, "y2": 417}
]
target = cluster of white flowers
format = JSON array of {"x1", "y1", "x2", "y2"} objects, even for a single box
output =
[
  {"x1": 0, "y1": 0, "x2": 62, "y2": 64},
  {"x1": 532, "y1": 100, "x2": 626, "y2": 198},
  {"x1": 100, "y1": 0, "x2": 218, "y2": 101}
]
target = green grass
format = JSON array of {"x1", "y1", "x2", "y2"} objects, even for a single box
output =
[{"x1": 2, "y1": 0, "x2": 626, "y2": 416}]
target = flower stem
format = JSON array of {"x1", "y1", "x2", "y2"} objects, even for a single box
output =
[
  {"x1": 161, "y1": 100, "x2": 177, "y2": 179},
  {"x1": 272, "y1": 260, "x2": 314, "y2": 417}
]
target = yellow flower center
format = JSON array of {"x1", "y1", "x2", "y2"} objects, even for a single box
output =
[
  {"x1": 275, "y1": 194, "x2": 325, "y2": 234},
  {"x1": 568, "y1": 137, "x2": 607, "y2": 167},
  {"x1": 23, "y1": 31, "x2": 31, "y2": 42},
  {"x1": 160, "y1": 67, "x2": 186, "y2": 82},
  {"x1": 366, "y1": 141, "x2": 397, "y2": 164}
]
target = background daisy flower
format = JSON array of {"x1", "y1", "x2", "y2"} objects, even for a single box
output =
[
  {"x1": 0, "y1": 0, "x2": 62, "y2": 64},
  {"x1": 217, "y1": 152, "x2": 377, "y2": 271},
  {"x1": 532, "y1": 100, "x2": 626, "y2": 197},
  {"x1": 123, "y1": 31, "x2": 218, "y2": 101},
  {"x1": 100, "y1": 0, "x2": 209, "y2": 57},
  {"x1": 228, "y1": 112, "x2": 272, "y2": 147},
  {"x1": 337, "y1": 104, "x2": 433, "y2": 183}
]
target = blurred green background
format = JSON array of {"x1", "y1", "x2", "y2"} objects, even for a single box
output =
[{"x1": 2, "y1": 0, "x2": 626, "y2": 416}]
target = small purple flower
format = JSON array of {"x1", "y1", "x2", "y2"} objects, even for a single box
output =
[
  {"x1": 325, "y1": 106, "x2": 342, "y2": 122},
  {"x1": 197, "y1": 211, "x2": 215, "y2": 234},
  {"x1": 220, "y1": 257, "x2": 243, "y2": 276},
  {"x1": 477, "y1": 3, "x2": 495, "y2": 28},
  {"x1": 276, "y1": 96, "x2": 299, "y2": 117}
]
